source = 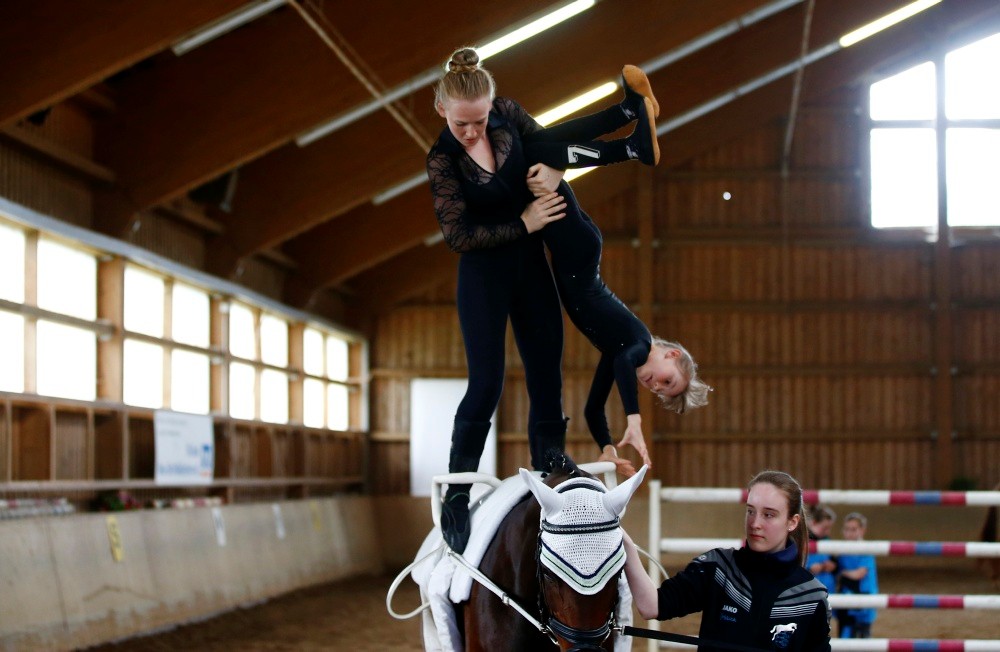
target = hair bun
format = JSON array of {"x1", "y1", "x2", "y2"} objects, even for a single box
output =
[{"x1": 447, "y1": 47, "x2": 480, "y2": 74}]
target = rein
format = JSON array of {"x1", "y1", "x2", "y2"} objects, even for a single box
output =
[
  {"x1": 446, "y1": 547, "x2": 560, "y2": 645},
  {"x1": 615, "y1": 624, "x2": 772, "y2": 652}
]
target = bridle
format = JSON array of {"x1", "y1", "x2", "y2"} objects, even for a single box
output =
[{"x1": 534, "y1": 483, "x2": 622, "y2": 651}]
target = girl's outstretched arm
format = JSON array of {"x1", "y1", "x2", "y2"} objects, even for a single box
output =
[{"x1": 622, "y1": 530, "x2": 659, "y2": 620}]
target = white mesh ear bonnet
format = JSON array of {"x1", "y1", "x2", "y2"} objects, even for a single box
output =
[{"x1": 535, "y1": 476, "x2": 625, "y2": 596}]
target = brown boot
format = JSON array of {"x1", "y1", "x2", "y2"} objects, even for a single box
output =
[{"x1": 623, "y1": 64, "x2": 659, "y2": 118}]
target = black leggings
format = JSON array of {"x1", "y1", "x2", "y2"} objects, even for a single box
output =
[
  {"x1": 455, "y1": 238, "x2": 565, "y2": 427},
  {"x1": 522, "y1": 103, "x2": 633, "y2": 169}
]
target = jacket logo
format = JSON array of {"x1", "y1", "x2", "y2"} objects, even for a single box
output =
[
  {"x1": 770, "y1": 622, "x2": 797, "y2": 649},
  {"x1": 722, "y1": 604, "x2": 738, "y2": 614}
]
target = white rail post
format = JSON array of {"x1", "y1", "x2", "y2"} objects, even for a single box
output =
[{"x1": 647, "y1": 478, "x2": 661, "y2": 652}]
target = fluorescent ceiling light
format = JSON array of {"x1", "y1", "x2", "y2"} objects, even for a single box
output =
[
  {"x1": 477, "y1": 0, "x2": 596, "y2": 61},
  {"x1": 372, "y1": 172, "x2": 425, "y2": 206},
  {"x1": 535, "y1": 82, "x2": 617, "y2": 126},
  {"x1": 295, "y1": 0, "x2": 595, "y2": 147},
  {"x1": 172, "y1": 0, "x2": 286, "y2": 56},
  {"x1": 839, "y1": 0, "x2": 941, "y2": 48},
  {"x1": 565, "y1": 167, "x2": 596, "y2": 182}
]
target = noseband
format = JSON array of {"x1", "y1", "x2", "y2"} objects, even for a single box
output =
[{"x1": 536, "y1": 507, "x2": 621, "y2": 650}]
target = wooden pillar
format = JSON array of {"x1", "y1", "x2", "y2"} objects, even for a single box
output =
[
  {"x1": 162, "y1": 280, "x2": 174, "y2": 408},
  {"x1": 288, "y1": 322, "x2": 305, "y2": 425},
  {"x1": 210, "y1": 295, "x2": 229, "y2": 414},
  {"x1": 23, "y1": 231, "x2": 38, "y2": 394},
  {"x1": 97, "y1": 256, "x2": 125, "y2": 403},
  {"x1": 931, "y1": 55, "x2": 954, "y2": 489},
  {"x1": 636, "y1": 167, "x2": 657, "y2": 435}
]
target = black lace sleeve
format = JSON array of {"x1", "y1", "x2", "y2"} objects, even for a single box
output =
[
  {"x1": 493, "y1": 96, "x2": 543, "y2": 138},
  {"x1": 426, "y1": 149, "x2": 528, "y2": 253}
]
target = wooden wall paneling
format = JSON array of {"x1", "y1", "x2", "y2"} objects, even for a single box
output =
[
  {"x1": 953, "y1": 242, "x2": 1000, "y2": 299},
  {"x1": 271, "y1": 428, "x2": 291, "y2": 478},
  {"x1": 255, "y1": 426, "x2": 273, "y2": 477},
  {"x1": 127, "y1": 415, "x2": 154, "y2": 479},
  {"x1": 954, "y1": 437, "x2": 1000, "y2": 489},
  {"x1": 0, "y1": 142, "x2": 94, "y2": 229},
  {"x1": 125, "y1": 213, "x2": 206, "y2": 271},
  {"x1": 12, "y1": 404, "x2": 49, "y2": 480},
  {"x1": 230, "y1": 424, "x2": 252, "y2": 477},
  {"x1": 54, "y1": 409, "x2": 88, "y2": 480},
  {"x1": 954, "y1": 309, "x2": 1000, "y2": 364},
  {"x1": 1, "y1": 400, "x2": 9, "y2": 482},
  {"x1": 954, "y1": 375, "x2": 1000, "y2": 436},
  {"x1": 370, "y1": 440, "x2": 409, "y2": 495},
  {"x1": 791, "y1": 107, "x2": 861, "y2": 170},
  {"x1": 93, "y1": 410, "x2": 124, "y2": 480}
]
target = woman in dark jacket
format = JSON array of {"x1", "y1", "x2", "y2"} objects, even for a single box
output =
[{"x1": 622, "y1": 470, "x2": 832, "y2": 651}]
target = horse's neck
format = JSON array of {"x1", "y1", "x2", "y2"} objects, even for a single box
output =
[{"x1": 493, "y1": 495, "x2": 540, "y2": 589}]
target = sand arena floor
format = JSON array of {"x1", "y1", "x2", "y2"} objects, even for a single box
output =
[{"x1": 89, "y1": 562, "x2": 999, "y2": 651}]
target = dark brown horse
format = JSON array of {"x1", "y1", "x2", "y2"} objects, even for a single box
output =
[{"x1": 461, "y1": 456, "x2": 645, "y2": 651}]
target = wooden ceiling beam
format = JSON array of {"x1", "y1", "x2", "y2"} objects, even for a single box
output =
[
  {"x1": 93, "y1": 1, "x2": 546, "y2": 239},
  {"x1": 0, "y1": 0, "x2": 247, "y2": 127},
  {"x1": 344, "y1": 243, "x2": 457, "y2": 321},
  {"x1": 204, "y1": 111, "x2": 424, "y2": 276},
  {"x1": 94, "y1": 9, "x2": 360, "y2": 227},
  {"x1": 282, "y1": 192, "x2": 434, "y2": 299}
]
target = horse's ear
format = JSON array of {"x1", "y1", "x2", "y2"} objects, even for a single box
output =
[
  {"x1": 602, "y1": 465, "x2": 647, "y2": 517},
  {"x1": 519, "y1": 468, "x2": 565, "y2": 516}
]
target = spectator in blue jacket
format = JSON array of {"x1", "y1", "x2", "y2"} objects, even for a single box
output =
[{"x1": 836, "y1": 512, "x2": 879, "y2": 638}]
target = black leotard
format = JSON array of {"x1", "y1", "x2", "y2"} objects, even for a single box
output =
[
  {"x1": 520, "y1": 105, "x2": 653, "y2": 449},
  {"x1": 426, "y1": 98, "x2": 565, "y2": 466}
]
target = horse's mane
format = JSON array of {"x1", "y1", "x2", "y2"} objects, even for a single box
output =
[{"x1": 542, "y1": 448, "x2": 590, "y2": 482}]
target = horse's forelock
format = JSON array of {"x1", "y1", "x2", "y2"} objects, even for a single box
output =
[{"x1": 542, "y1": 451, "x2": 596, "y2": 489}]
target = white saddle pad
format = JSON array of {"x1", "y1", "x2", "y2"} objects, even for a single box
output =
[{"x1": 410, "y1": 471, "x2": 632, "y2": 651}]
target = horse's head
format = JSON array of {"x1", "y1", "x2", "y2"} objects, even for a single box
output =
[{"x1": 519, "y1": 463, "x2": 647, "y2": 651}]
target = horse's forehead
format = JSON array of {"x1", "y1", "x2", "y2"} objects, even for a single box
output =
[{"x1": 549, "y1": 478, "x2": 610, "y2": 520}]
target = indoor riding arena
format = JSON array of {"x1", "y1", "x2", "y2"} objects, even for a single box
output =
[{"x1": 2, "y1": 2, "x2": 1000, "y2": 651}]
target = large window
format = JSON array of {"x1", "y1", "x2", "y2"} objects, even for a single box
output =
[
  {"x1": 870, "y1": 32, "x2": 1000, "y2": 229},
  {"x1": 0, "y1": 216, "x2": 362, "y2": 430},
  {"x1": 171, "y1": 282, "x2": 211, "y2": 414},
  {"x1": 303, "y1": 326, "x2": 352, "y2": 431},
  {"x1": 122, "y1": 266, "x2": 213, "y2": 414},
  {"x1": 36, "y1": 238, "x2": 97, "y2": 400},
  {"x1": 0, "y1": 223, "x2": 25, "y2": 392},
  {"x1": 228, "y1": 304, "x2": 290, "y2": 424},
  {"x1": 123, "y1": 265, "x2": 166, "y2": 409}
]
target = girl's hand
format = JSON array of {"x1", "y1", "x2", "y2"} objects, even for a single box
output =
[
  {"x1": 521, "y1": 192, "x2": 566, "y2": 233},
  {"x1": 598, "y1": 444, "x2": 637, "y2": 478},
  {"x1": 526, "y1": 163, "x2": 565, "y2": 196},
  {"x1": 618, "y1": 415, "x2": 653, "y2": 469}
]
